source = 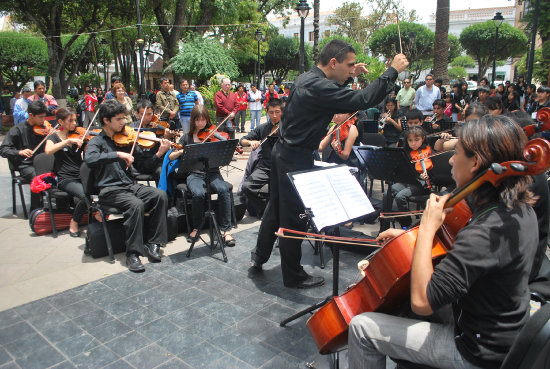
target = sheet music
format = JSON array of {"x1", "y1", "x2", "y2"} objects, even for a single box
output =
[{"x1": 291, "y1": 165, "x2": 374, "y2": 230}]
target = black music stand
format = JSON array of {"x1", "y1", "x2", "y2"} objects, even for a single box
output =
[
  {"x1": 422, "y1": 120, "x2": 436, "y2": 134},
  {"x1": 438, "y1": 120, "x2": 457, "y2": 132},
  {"x1": 179, "y1": 139, "x2": 239, "y2": 262},
  {"x1": 354, "y1": 145, "x2": 419, "y2": 223},
  {"x1": 363, "y1": 120, "x2": 380, "y2": 134}
]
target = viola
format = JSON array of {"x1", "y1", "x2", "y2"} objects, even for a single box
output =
[
  {"x1": 33, "y1": 121, "x2": 53, "y2": 136},
  {"x1": 305, "y1": 137, "x2": 550, "y2": 354},
  {"x1": 410, "y1": 147, "x2": 433, "y2": 190}
]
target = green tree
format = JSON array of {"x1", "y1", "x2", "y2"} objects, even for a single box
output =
[
  {"x1": 168, "y1": 37, "x2": 239, "y2": 82},
  {"x1": 265, "y1": 35, "x2": 312, "y2": 84},
  {"x1": 451, "y1": 55, "x2": 476, "y2": 68},
  {"x1": 73, "y1": 72, "x2": 103, "y2": 90},
  {"x1": 447, "y1": 34, "x2": 463, "y2": 62},
  {"x1": 0, "y1": 32, "x2": 47, "y2": 92},
  {"x1": 448, "y1": 66, "x2": 468, "y2": 80},
  {"x1": 459, "y1": 21, "x2": 528, "y2": 79},
  {"x1": 517, "y1": 49, "x2": 548, "y2": 83},
  {"x1": 522, "y1": 0, "x2": 550, "y2": 83}
]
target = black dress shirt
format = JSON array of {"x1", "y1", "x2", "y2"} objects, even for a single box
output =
[
  {"x1": 0, "y1": 121, "x2": 45, "y2": 169},
  {"x1": 240, "y1": 121, "x2": 278, "y2": 170}
]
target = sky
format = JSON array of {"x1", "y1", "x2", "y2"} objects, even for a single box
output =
[{"x1": 321, "y1": 0, "x2": 514, "y2": 22}]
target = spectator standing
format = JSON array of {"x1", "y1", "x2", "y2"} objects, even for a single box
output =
[
  {"x1": 112, "y1": 82, "x2": 134, "y2": 125},
  {"x1": 104, "y1": 75, "x2": 123, "y2": 100},
  {"x1": 155, "y1": 77, "x2": 179, "y2": 128},
  {"x1": 263, "y1": 83, "x2": 279, "y2": 112},
  {"x1": 214, "y1": 78, "x2": 238, "y2": 137},
  {"x1": 234, "y1": 85, "x2": 248, "y2": 133},
  {"x1": 247, "y1": 84, "x2": 262, "y2": 131},
  {"x1": 190, "y1": 84, "x2": 204, "y2": 105},
  {"x1": 396, "y1": 78, "x2": 415, "y2": 115},
  {"x1": 13, "y1": 87, "x2": 32, "y2": 125},
  {"x1": 96, "y1": 87, "x2": 104, "y2": 105},
  {"x1": 29, "y1": 80, "x2": 58, "y2": 113},
  {"x1": 176, "y1": 79, "x2": 198, "y2": 134},
  {"x1": 414, "y1": 74, "x2": 440, "y2": 117},
  {"x1": 10, "y1": 92, "x2": 20, "y2": 114},
  {"x1": 84, "y1": 89, "x2": 98, "y2": 127},
  {"x1": 521, "y1": 84, "x2": 537, "y2": 114}
]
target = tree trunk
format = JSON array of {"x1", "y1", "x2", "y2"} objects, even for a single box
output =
[
  {"x1": 153, "y1": 0, "x2": 187, "y2": 71},
  {"x1": 313, "y1": 0, "x2": 320, "y2": 64},
  {"x1": 433, "y1": 0, "x2": 450, "y2": 84}
]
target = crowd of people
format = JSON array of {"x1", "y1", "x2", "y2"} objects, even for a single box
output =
[{"x1": 0, "y1": 37, "x2": 549, "y2": 369}]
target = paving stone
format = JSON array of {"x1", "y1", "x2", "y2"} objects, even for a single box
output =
[
  {"x1": 15, "y1": 345, "x2": 65, "y2": 369},
  {"x1": 122, "y1": 344, "x2": 171, "y2": 369},
  {"x1": 0, "y1": 322, "x2": 36, "y2": 345},
  {"x1": 107, "y1": 331, "x2": 151, "y2": 357},
  {"x1": 56, "y1": 332, "x2": 100, "y2": 358},
  {"x1": 70, "y1": 345, "x2": 119, "y2": 369},
  {"x1": 87, "y1": 319, "x2": 133, "y2": 343},
  {"x1": 135, "y1": 318, "x2": 179, "y2": 341}
]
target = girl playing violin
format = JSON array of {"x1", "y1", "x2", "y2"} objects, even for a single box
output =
[
  {"x1": 349, "y1": 115, "x2": 538, "y2": 369},
  {"x1": 382, "y1": 126, "x2": 431, "y2": 230},
  {"x1": 318, "y1": 112, "x2": 359, "y2": 167},
  {"x1": 44, "y1": 108, "x2": 98, "y2": 236},
  {"x1": 169, "y1": 105, "x2": 236, "y2": 246},
  {"x1": 379, "y1": 97, "x2": 402, "y2": 147}
]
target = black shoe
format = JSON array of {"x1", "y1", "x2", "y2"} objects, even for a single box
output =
[
  {"x1": 284, "y1": 274, "x2": 325, "y2": 289},
  {"x1": 144, "y1": 243, "x2": 162, "y2": 262},
  {"x1": 224, "y1": 235, "x2": 236, "y2": 247},
  {"x1": 69, "y1": 230, "x2": 81, "y2": 237},
  {"x1": 126, "y1": 254, "x2": 145, "y2": 272}
]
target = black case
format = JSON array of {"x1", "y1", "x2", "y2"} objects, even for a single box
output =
[{"x1": 84, "y1": 219, "x2": 126, "y2": 258}]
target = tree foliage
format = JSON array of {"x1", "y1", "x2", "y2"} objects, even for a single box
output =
[
  {"x1": 451, "y1": 55, "x2": 476, "y2": 68},
  {"x1": 522, "y1": 0, "x2": 550, "y2": 83},
  {"x1": 168, "y1": 37, "x2": 239, "y2": 82},
  {"x1": 459, "y1": 21, "x2": 528, "y2": 79},
  {"x1": 0, "y1": 32, "x2": 47, "y2": 92},
  {"x1": 448, "y1": 66, "x2": 468, "y2": 80},
  {"x1": 265, "y1": 35, "x2": 312, "y2": 84},
  {"x1": 517, "y1": 48, "x2": 549, "y2": 84}
]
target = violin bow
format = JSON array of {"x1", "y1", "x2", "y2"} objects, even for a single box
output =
[
  {"x1": 75, "y1": 109, "x2": 101, "y2": 152},
  {"x1": 379, "y1": 209, "x2": 425, "y2": 219},
  {"x1": 275, "y1": 227, "x2": 380, "y2": 248},
  {"x1": 129, "y1": 107, "x2": 148, "y2": 159},
  {"x1": 323, "y1": 111, "x2": 360, "y2": 139},
  {"x1": 395, "y1": 4, "x2": 403, "y2": 54},
  {"x1": 31, "y1": 123, "x2": 60, "y2": 156},
  {"x1": 258, "y1": 125, "x2": 279, "y2": 147},
  {"x1": 157, "y1": 102, "x2": 170, "y2": 118},
  {"x1": 201, "y1": 114, "x2": 231, "y2": 143},
  {"x1": 410, "y1": 149, "x2": 453, "y2": 164}
]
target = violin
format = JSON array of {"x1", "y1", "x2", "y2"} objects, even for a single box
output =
[
  {"x1": 150, "y1": 114, "x2": 170, "y2": 136},
  {"x1": 68, "y1": 127, "x2": 101, "y2": 142},
  {"x1": 258, "y1": 124, "x2": 279, "y2": 148},
  {"x1": 113, "y1": 126, "x2": 183, "y2": 150},
  {"x1": 305, "y1": 137, "x2": 550, "y2": 355},
  {"x1": 197, "y1": 123, "x2": 244, "y2": 154},
  {"x1": 33, "y1": 121, "x2": 53, "y2": 136},
  {"x1": 410, "y1": 147, "x2": 433, "y2": 190},
  {"x1": 331, "y1": 116, "x2": 358, "y2": 155}
]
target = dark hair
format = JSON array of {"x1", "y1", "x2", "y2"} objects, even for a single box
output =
[
  {"x1": 478, "y1": 85, "x2": 490, "y2": 93},
  {"x1": 479, "y1": 77, "x2": 489, "y2": 85},
  {"x1": 267, "y1": 98, "x2": 282, "y2": 109},
  {"x1": 33, "y1": 80, "x2": 45, "y2": 89},
  {"x1": 160, "y1": 77, "x2": 169, "y2": 84},
  {"x1": 528, "y1": 84, "x2": 536, "y2": 91},
  {"x1": 464, "y1": 103, "x2": 488, "y2": 120},
  {"x1": 110, "y1": 75, "x2": 122, "y2": 84},
  {"x1": 385, "y1": 97, "x2": 397, "y2": 113},
  {"x1": 432, "y1": 99, "x2": 445, "y2": 108},
  {"x1": 27, "y1": 100, "x2": 48, "y2": 115},
  {"x1": 406, "y1": 108, "x2": 424, "y2": 122},
  {"x1": 425, "y1": 73, "x2": 434, "y2": 79},
  {"x1": 180, "y1": 79, "x2": 189, "y2": 85},
  {"x1": 537, "y1": 86, "x2": 550, "y2": 94},
  {"x1": 434, "y1": 78, "x2": 443, "y2": 85},
  {"x1": 485, "y1": 96, "x2": 503, "y2": 111},
  {"x1": 403, "y1": 126, "x2": 428, "y2": 152},
  {"x1": 319, "y1": 40, "x2": 356, "y2": 66},
  {"x1": 189, "y1": 105, "x2": 212, "y2": 137},
  {"x1": 505, "y1": 111, "x2": 534, "y2": 128},
  {"x1": 136, "y1": 99, "x2": 154, "y2": 112},
  {"x1": 457, "y1": 115, "x2": 535, "y2": 208},
  {"x1": 56, "y1": 107, "x2": 76, "y2": 121},
  {"x1": 99, "y1": 100, "x2": 127, "y2": 125}
]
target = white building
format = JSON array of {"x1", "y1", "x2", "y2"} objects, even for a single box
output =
[{"x1": 268, "y1": 11, "x2": 337, "y2": 44}]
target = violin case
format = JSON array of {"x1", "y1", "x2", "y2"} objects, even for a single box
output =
[
  {"x1": 84, "y1": 219, "x2": 126, "y2": 258},
  {"x1": 29, "y1": 208, "x2": 89, "y2": 236}
]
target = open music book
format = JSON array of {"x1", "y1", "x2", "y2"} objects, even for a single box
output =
[{"x1": 288, "y1": 165, "x2": 375, "y2": 231}]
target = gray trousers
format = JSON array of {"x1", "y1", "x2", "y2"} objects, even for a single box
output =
[{"x1": 348, "y1": 312, "x2": 482, "y2": 369}]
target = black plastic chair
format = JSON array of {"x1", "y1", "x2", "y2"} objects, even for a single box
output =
[
  {"x1": 362, "y1": 133, "x2": 387, "y2": 197},
  {"x1": 8, "y1": 158, "x2": 29, "y2": 219},
  {"x1": 134, "y1": 173, "x2": 155, "y2": 187}
]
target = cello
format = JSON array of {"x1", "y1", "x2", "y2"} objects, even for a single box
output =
[{"x1": 305, "y1": 137, "x2": 550, "y2": 355}]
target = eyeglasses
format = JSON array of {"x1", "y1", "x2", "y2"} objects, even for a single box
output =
[
  {"x1": 425, "y1": 78, "x2": 433, "y2": 81},
  {"x1": 404, "y1": 81, "x2": 411, "y2": 84}
]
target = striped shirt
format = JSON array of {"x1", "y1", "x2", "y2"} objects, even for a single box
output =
[{"x1": 176, "y1": 91, "x2": 198, "y2": 118}]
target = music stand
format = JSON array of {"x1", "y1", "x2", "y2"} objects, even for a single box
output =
[
  {"x1": 363, "y1": 120, "x2": 380, "y2": 134},
  {"x1": 179, "y1": 139, "x2": 239, "y2": 262},
  {"x1": 438, "y1": 120, "x2": 457, "y2": 132},
  {"x1": 422, "y1": 120, "x2": 436, "y2": 134}
]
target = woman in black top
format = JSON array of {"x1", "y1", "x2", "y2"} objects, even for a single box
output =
[
  {"x1": 44, "y1": 108, "x2": 91, "y2": 237},
  {"x1": 379, "y1": 97, "x2": 402, "y2": 147},
  {"x1": 168, "y1": 105, "x2": 235, "y2": 246}
]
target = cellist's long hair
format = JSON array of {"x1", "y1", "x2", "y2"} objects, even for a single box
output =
[
  {"x1": 188, "y1": 105, "x2": 212, "y2": 138},
  {"x1": 457, "y1": 115, "x2": 535, "y2": 208}
]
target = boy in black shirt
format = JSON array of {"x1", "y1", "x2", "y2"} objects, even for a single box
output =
[
  {"x1": 84, "y1": 100, "x2": 168, "y2": 272},
  {"x1": 0, "y1": 100, "x2": 50, "y2": 210}
]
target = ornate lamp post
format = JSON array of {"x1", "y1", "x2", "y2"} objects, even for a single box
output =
[
  {"x1": 295, "y1": 0, "x2": 311, "y2": 74},
  {"x1": 100, "y1": 38, "x2": 109, "y2": 91},
  {"x1": 255, "y1": 29, "x2": 263, "y2": 87},
  {"x1": 491, "y1": 12, "x2": 504, "y2": 85},
  {"x1": 135, "y1": 0, "x2": 146, "y2": 98}
]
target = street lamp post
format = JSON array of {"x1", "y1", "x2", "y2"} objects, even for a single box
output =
[
  {"x1": 135, "y1": 0, "x2": 146, "y2": 99},
  {"x1": 526, "y1": 0, "x2": 540, "y2": 85},
  {"x1": 295, "y1": 0, "x2": 311, "y2": 75},
  {"x1": 491, "y1": 12, "x2": 504, "y2": 86},
  {"x1": 255, "y1": 29, "x2": 263, "y2": 87},
  {"x1": 100, "y1": 38, "x2": 109, "y2": 91}
]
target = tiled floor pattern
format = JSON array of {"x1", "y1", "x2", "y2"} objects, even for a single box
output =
[{"x1": 0, "y1": 226, "x2": 373, "y2": 369}]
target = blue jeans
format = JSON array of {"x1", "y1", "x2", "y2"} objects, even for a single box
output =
[
  {"x1": 186, "y1": 172, "x2": 232, "y2": 231},
  {"x1": 249, "y1": 110, "x2": 261, "y2": 130},
  {"x1": 179, "y1": 116, "x2": 191, "y2": 134}
]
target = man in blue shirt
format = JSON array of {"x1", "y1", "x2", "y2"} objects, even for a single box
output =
[
  {"x1": 414, "y1": 74, "x2": 441, "y2": 117},
  {"x1": 13, "y1": 87, "x2": 32, "y2": 125},
  {"x1": 176, "y1": 79, "x2": 198, "y2": 134}
]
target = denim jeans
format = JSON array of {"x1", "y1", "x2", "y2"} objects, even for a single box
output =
[
  {"x1": 186, "y1": 172, "x2": 232, "y2": 231},
  {"x1": 179, "y1": 116, "x2": 191, "y2": 135},
  {"x1": 235, "y1": 110, "x2": 246, "y2": 131},
  {"x1": 249, "y1": 110, "x2": 261, "y2": 130},
  {"x1": 348, "y1": 312, "x2": 482, "y2": 369}
]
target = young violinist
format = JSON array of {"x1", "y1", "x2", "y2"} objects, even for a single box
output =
[
  {"x1": 349, "y1": 115, "x2": 539, "y2": 369},
  {"x1": 84, "y1": 100, "x2": 168, "y2": 272},
  {"x1": 168, "y1": 105, "x2": 236, "y2": 246},
  {"x1": 383, "y1": 126, "x2": 431, "y2": 230},
  {"x1": 318, "y1": 112, "x2": 359, "y2": 166},
  {"x1": 240, "y1": 98, "x2": 282, "y2": 218},
  {"x1": 0, "y1": 100, "x2": 51, "y2": 211},
  {"x1": 131, "y1": 100, "x2": 172, "y2": 184},
  {"x1": 380, "y1": 97, "x2": 402, "y2": 147},
  {"x1": 45, "y1": 108, "x2": 96, "y2": 236}
]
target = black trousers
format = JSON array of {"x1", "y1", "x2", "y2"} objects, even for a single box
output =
[
  {"x1": 99, "y1": 183, "x2": 168, "y2": 256},
  {"x1": 241, "y1": 166, "x2": 270, "y2": 216},
  {"x1": 252, "y1": 140, "x2": 313, "y2": 285},
  {"x1": 19, "y1": 165, "x2": 41, "y2": 211},
  {"x1": 58, "y1": 179, "x2": 89, "y2": 223}
]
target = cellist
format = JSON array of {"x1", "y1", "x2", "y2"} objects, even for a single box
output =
[{"x1": 348, "y1": 115, "x2": 539, "y2": 369}]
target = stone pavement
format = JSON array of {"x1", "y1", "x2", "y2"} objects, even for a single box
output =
[{"x1": 0, "y1": 119, "x2": 387, "y2": 368}]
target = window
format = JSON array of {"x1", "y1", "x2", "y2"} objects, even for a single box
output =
[
  {"x1": 308, "y1": 31, "x2": 314, "y2": 41},
  {"x1": 293, "y1": 33, "x2": 299, "y2": 38}
]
